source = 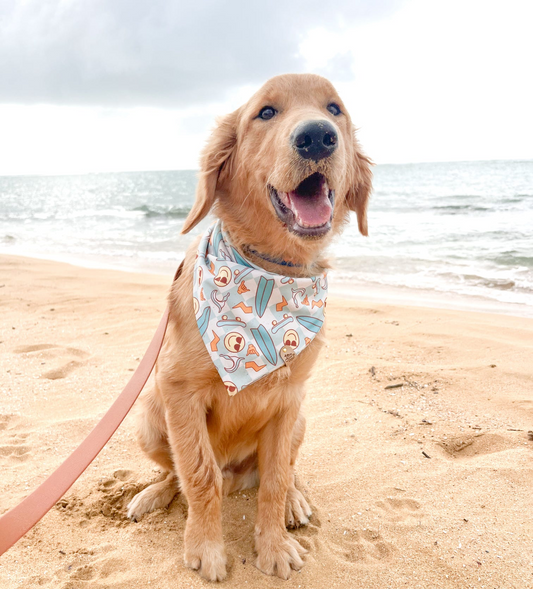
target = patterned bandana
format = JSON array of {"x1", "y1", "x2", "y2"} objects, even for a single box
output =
[{"x1": 193, "y1": 221, "x2": 328, "y2": 395}]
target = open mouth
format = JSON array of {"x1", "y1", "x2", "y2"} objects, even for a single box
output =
[{"x1": 268, "y1": 173, "x2": 335, "y2": 238}]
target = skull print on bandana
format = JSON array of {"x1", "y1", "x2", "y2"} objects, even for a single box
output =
[{"x1": 193, "y1": 221, "x2": 327, "y2": 395}]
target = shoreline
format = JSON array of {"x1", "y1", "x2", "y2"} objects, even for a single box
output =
[{"x1": 2, "y1": 250, "x2": 531, "y2": 319}]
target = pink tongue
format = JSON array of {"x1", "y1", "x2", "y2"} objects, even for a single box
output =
[{"x1": 287, "y1": 183, "x2": 332, "y2": 227}]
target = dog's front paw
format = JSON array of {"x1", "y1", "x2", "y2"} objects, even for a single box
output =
[
  {"x1": 184, "y1": 536, "x2": 227, "y2": 582},
  {"x1": 255, "y1": 529, "x2": 307, "y2": 579}
]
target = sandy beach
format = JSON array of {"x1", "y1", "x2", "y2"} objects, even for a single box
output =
[{"x1": 1, "y1": 253, "x2": 532, "y2": 589}]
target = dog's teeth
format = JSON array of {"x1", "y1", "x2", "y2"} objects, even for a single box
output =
[{"x1": 294, "y1": 214, "x2": 324, "y2": 229}]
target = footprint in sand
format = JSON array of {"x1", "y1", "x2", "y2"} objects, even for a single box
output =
[
  {"x1": 438, "y1": 433, "x2": 519, "y2": 459},
  {"x1": 375, "y1": 496, "x2": 423, "y2": 525},
  {"x1": 0, "y1": 413, "x2": 20, "y2": 431},
  {"x1": 41, "y1": 361, "x2": 85, "y2": 380},
  {"x1": 13, "y1": 343, "x2": 58, "y2": 354},
  {"x1": 330, "y1": 528, "x2": 394, "y2": 563},
  {"x1": 13, "y1": 343, "x2": 90, "y2": 380},
  {"x1": 513, "y1": 399, "x2": 533, "y2": 417},
  {"x1": 56, "y1": 469, "x2": 147, "y2": 527},
  {"x1": 290, "y1": 507, "x2": 322, "y2": 553},
  {"x1": 69, "y1": 564, "x2": 96, "y2": 581},
  {"x1": 0, "y1": 441, "x2": 31, "y2": 462},
  {"x1": 0, "y1": 415, "x2": 31, "y2": 463},
  {"x1": 59, "y1": 552, "x2": 132, "y2": 588}
]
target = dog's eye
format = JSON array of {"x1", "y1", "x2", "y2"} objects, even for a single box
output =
[
  {"x1": 327, "y1": 103, "x2": 342, "y2": 116},
  {"x1": 258, "y1": 107, "x2": 277, "y2": 120}
]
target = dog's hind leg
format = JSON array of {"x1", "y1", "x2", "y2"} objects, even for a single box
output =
[
  {"x1": 285, "y1": 410, "x2": 312, "y2": 529},
  {"x1": 127, "y1": 472, "x2": 178, "y2": 521},
  {"x1": 135, "y1": 386, "x2": 175, "y2": 469},
  {"x1": 127, "y1": 387, "x2": 179, "y2": 520}
]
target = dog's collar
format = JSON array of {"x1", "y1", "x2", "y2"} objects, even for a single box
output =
[{"x1": 241, "y1": 245, "x2": 303, "y2": 268}]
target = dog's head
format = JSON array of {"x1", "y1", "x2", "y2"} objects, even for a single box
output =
[{"x1": 182, "y1": 74, "x2": 372, "y2": 265}]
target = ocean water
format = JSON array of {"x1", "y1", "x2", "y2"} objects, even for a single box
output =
[{"x1": 1, "y1": 160, "x2": 532, "y2": 316}]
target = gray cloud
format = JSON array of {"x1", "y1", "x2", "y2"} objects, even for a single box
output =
[{"x1": 0, "y1": 0, "x2": 400, "y2": 106}]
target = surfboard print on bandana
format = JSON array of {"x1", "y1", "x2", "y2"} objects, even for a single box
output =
[{"x1": 193, "y1": 221, "x2": 327, "y2": 395}]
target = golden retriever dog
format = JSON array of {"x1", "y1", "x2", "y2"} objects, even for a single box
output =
[{"x1": 127, "y1": 73, "x2": 372, "y2": 581}]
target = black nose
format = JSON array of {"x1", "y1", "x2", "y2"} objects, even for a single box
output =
[{"x1": 291, "y1": 120, "x2": 338, "y2": 161}]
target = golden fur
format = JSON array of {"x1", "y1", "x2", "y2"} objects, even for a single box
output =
[{"x1": 127, "y1": 73, "x2": 372, "y2": 581}]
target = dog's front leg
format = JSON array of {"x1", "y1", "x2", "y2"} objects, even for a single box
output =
[
  {"x1": 165, "y1": 394, "x2": 226, "y2": 582},
  {"x1": 254, "y1": 401, "x2": 307, "y2": 579}
]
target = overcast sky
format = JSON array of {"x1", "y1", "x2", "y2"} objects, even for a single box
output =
[{"x1": 1, "y1": 0, "x2": 532, "y2": 175}]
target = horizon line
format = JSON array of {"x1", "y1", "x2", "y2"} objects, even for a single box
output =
[{"x1": 1, "y1": 157, "x2": 532, "y2": 179}]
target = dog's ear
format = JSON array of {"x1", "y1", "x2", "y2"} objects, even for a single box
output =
[
  {"x1": 346, "y1": 131, "x2": 373, "y2": 236},
  {"x1": 181, "y1": 110, "x2": 239, "y2": 234}
]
